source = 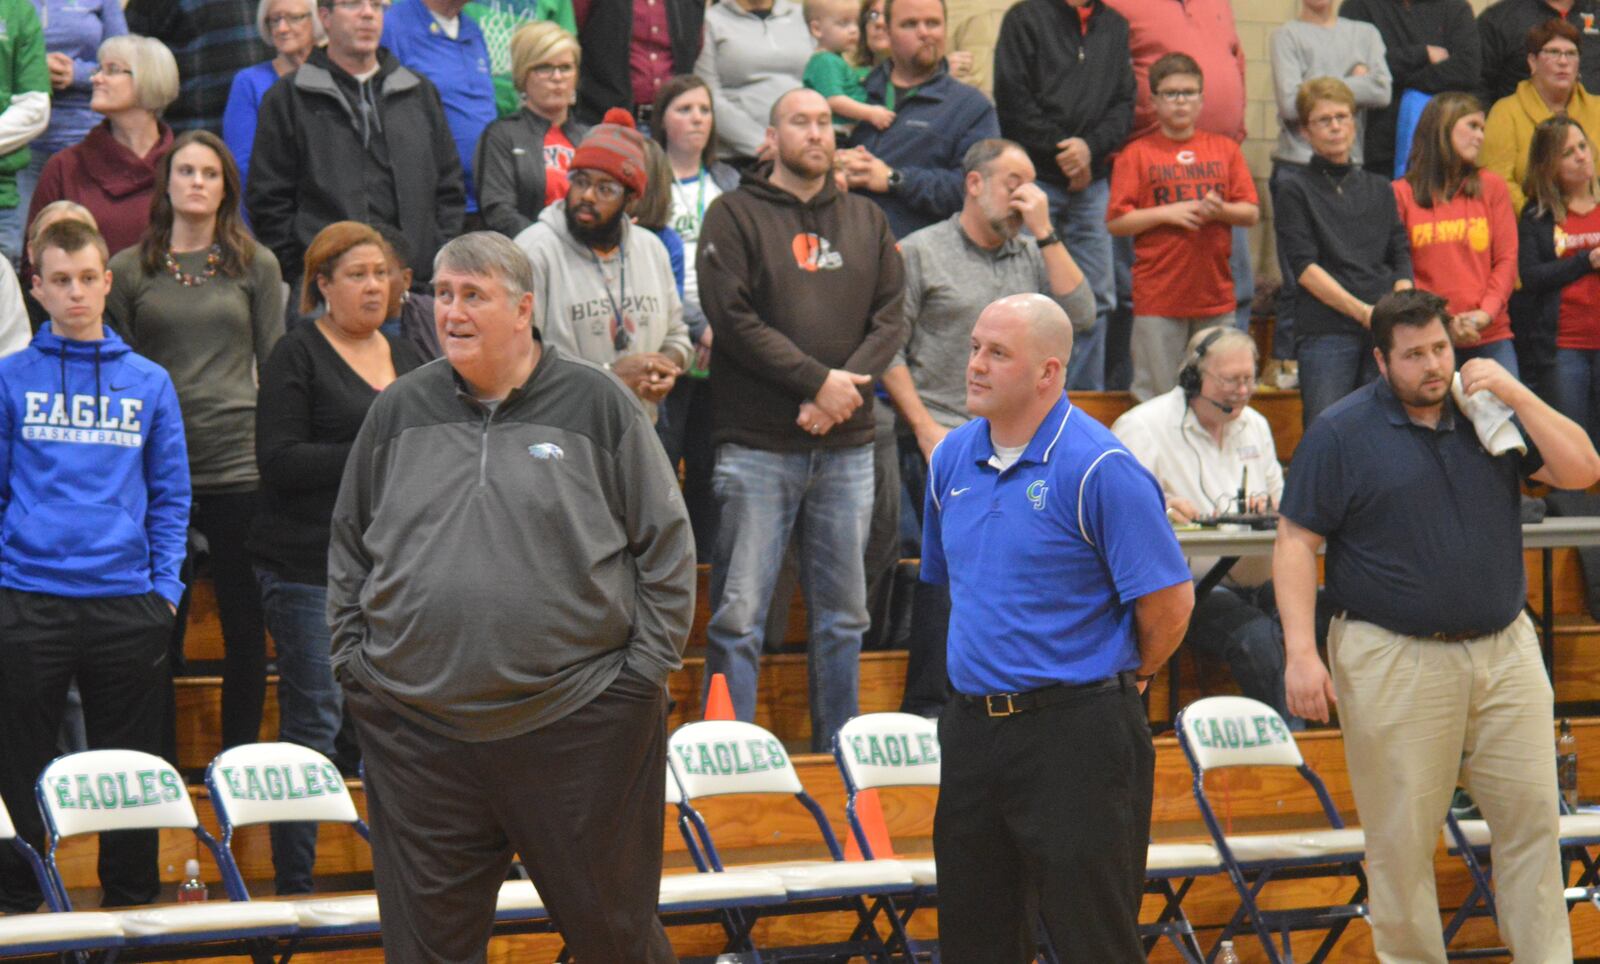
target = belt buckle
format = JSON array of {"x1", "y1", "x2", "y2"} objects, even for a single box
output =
[{"x1": 984, "y1": 693, "x2": 1017, "y2": 717}]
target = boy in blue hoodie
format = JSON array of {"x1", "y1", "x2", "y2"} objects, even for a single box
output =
[{"x1": 0, "y1": 219, "x2": 189, "y2": 912}]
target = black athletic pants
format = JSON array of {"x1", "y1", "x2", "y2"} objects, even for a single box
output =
[
  {"x1": 346, "y1": 665, "x2": 677, "y2": 964},
  {"x1": 934, "y1": 676, "x2": 1154, "y2": 963},
  {"x1": 0, "y1": 589, "x2": 173, "y2": 911}
]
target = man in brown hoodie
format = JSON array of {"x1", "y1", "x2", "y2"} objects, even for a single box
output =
[{"x1": 697, "y1": 87, "x2": 907, "y2": 751}]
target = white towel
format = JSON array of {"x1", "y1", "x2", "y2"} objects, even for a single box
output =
[{"x1": 1451, "y1": 372, "x2": 1526, "y2": 456}]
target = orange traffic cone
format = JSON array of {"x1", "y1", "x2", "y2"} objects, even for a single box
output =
[
  {"x1": 844, "y1": 789, "x2": 897, "y2": 861},
  {"x1": 703, "y1": 673, "x2": 735, "y2": 721}
]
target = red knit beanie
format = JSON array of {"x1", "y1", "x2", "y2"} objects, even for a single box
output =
[{"x1": 571, "y1": 108, "x2": 649, "y2": 196}]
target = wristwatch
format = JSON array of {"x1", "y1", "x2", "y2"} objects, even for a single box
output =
[
  {"x1": 886, "y1": 168, "x2": 903, "y2": 192},
  {"x1": 1035, "y1": 232, "x2": 1063, "y2": 248}
]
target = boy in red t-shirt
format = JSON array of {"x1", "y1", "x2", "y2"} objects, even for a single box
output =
[{"x1": 1108, "y1": 53, "x2": 1259, "y2": 400}]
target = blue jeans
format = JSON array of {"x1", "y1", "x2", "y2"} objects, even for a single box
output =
[
  {"x1": 1553, "y1": 348, "x2": 1600, "y2": 448},
  {"x1": 254, "y1": 568, "x2": 343, "y2": 895},
  {"x1": 1231, "y1": 224, "x2": 1255, "y2": 332},
  {"x1": 1297, "y1": 331, "x2": 1379, "y2": 428},
  {"x1": 706, "y1": 443, "x2": 873, "y2": 751},
  {"x1": 1458, "y1": 337, "x2": 1519, "y2": 378},
  {"x1": 1040, "y1": 178, "x2": 1115, "y2": 391}
]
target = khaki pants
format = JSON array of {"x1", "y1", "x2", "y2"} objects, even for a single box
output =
[{"x1": 1330, "y1": 613, "x2": 1571, "y2": 964}]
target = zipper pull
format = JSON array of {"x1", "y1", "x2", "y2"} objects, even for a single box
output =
[{"x1": 1078, "y1": 46, "x2": 1085, "y2": 64}]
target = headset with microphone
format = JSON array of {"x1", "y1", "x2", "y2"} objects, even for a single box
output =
[{"x1": 1178, "y1": 328, "x2": 1236, "y2": 414}]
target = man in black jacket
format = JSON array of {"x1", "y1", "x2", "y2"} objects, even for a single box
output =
[
  {"x1": 247, "y1": 0, "x2": 464, "y2": 304},
  {"x1": 993, "y1": 0, "x2": 1132, "y2": 392},
  {"x1": 1342, "y1": 0, "x2": 1481, "y2": 175}
]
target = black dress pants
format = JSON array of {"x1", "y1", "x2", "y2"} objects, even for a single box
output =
[
  {"x1": 346, "y1": 665, "x2": 677, "y2": 964},
  {"x1": 0, "y1": 589, "x2": 173, "y2": 911},
  {"x1": 934, "y1": 677, "x2": 1154, "y2": 963}
]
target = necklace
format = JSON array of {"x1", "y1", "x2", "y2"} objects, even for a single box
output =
[
  {"x1": 165, "y1": 244, "x2": 222, "y2": 286},
  {"x1": 1320, "y1": 165, "x2": 1352, "y2": 196}
]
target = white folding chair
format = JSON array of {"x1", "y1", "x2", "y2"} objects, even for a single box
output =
[
  {"x1": 33, "y1": 749, "x2": 299, "y2": 955},
  {"x1": 669, "y1": 720, "x2": 917, "y2": 962},
  {"x1": 206, "y1": 742, "x2": 383, "y2": 947},
  {"x1": 661, "y1": 765, "x2": 788, "y2": 961},
  {"x1": 1175, "y1": 697, "x2": 1368, "y2": 964},
  {"x1": 1441, "y1": 806, "x2": 1600, "y2": 957},
  {"x1": 832, "y1": 712, "x2": 939, "y2": 959},
  {"x1": 0, "y1": 790, "x2": 124, "y2": 959}
]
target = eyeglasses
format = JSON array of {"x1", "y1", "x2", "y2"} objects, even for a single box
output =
[
  {"x1": 1308, "y1": 111, "x2": 1354, "y2": 130},
  {"x1": 530, "y1": 62, "x2": 577, "y2": 79},
  {"x1": 266, "y1": 11, "x2": 312, "y2": 26},
  {"x1": 326, "y1": 0, "x2": 390, "y2": 12},
  {"x1": 1206, "y1": 372, "x2": 1256, "y2": 390},
  {"x1": 1540, "y1": 46, "x2": 1581, "y2": 61},
  {"x1": 91, "y1": 64, "x2": 132, "y2": 78},
  {"x1": 570, "y1": 171, "x2": 626, "y2": 201},
  {"x1": 1155, "y1": 88, "x2": 1202, "y2": 103}
]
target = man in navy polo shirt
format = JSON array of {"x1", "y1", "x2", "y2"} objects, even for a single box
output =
[
  {"x1": 922, "y1": 292, "x2": 1193, "y2": 960},
  {"x1": 1275, "y1": 288, "x2": 1600, "y2": 962}
]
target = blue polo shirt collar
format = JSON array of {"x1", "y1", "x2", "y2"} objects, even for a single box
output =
[
  {"x1": 1373, "y1": 376, "x2": 1457, "y2": 432},
  {"x1": 971, "y1": 391, "x2": 1074, "y2": 468}
]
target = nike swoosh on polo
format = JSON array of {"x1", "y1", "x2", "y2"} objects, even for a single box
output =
[{"x1": 949, "y1": 486, "x2": 970, "y2": 497}]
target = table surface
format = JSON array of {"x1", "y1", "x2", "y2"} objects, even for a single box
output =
[{"x1": 1173, "y1": 516, "x2": 1600, "y2": 557}]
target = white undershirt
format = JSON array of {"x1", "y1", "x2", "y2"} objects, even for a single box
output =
[
  {"x1": 430, "y1": 9, "x2": 460, "y2": 38},
  {"x1": 988, "y1": 442, "x2": 1026, "y2": 472}
]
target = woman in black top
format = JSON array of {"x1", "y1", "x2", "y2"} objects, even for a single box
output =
[
  {"x1": 249, "y1": 221, "x2": 424, "y2": 895},
  {"x1": 474, "y1": 22, "x2": 587, "y2": 237}
]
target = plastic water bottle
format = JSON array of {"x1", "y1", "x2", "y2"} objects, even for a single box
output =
[
  {"x1": 1216, "y1": 940, "x2": 1240, "y2": 964},
  {"x1": 177, "y1": 859, "x2": 207, "y2": 903},
  {"x1": 1559, "y1": 718, "x2": 1579, "y2": 812}
]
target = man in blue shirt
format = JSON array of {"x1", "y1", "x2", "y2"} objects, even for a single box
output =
[
  {"x1": 1275, "y1": 288, "x2": 1600, "y2": 962},
  {"x1": 922, "y1": 292, "x2": 1193, "y2": 960},
  {"x1": 381, "y1": 0, "x2": 497, "y2": 215},
  {"x1": 840, "y1": 0, "x2": 1001, "y2": 239}
]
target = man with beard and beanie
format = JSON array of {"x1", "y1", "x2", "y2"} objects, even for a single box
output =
[
  {"x1": 515, "y1": 108, "x2": 691, "y2": 418},
  {"x1": 885, "y1": 136, "x2": 1095, "y2": 716},
  {"x1": 248, "y1": 0, "x2": 465, "y2": 317},
  {"x1": 1276, "y1": 288, "x2": 1600, "y2": 961},
  {"x1": 697, "y1": 87, "x2": 906, "y2": 751}
]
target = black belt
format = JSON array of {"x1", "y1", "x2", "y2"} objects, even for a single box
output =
[
  {"x1": 956, "y1": 672, "x2": 1136, "y2": 718},
  {"x1": 1342, "y1": 611, "x2": 1507, "y2": 643}
]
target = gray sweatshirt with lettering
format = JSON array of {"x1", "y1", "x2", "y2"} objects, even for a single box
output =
[
  {"x1": 326, "y1": 346, "x2": 695, "y2": 741},
  {"x1": 513, "y1": 202, "x2": 692, "y2": 423}
]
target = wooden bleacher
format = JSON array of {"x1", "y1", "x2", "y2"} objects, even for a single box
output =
[{"x1": 146, "y1": 387, "x2": 1600, "y2": 959}]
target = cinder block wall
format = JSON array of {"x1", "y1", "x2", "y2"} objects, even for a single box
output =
[{"x1": 1240, "y1": 0, "x2": 1494, "y2": 289}]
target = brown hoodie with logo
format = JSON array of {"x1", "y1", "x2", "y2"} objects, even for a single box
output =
[{"x1": 697, "y1": 164, "x2": 907, "y2": 451}]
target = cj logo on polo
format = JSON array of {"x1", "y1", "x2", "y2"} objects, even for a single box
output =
[{"x1": 1026, "y1": 480, "x2": 1048, "y2": 511}]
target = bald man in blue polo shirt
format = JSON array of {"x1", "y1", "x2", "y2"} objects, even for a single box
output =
[{"x1": 922, "y1": 292, "x2": 1194, "y2": 961}]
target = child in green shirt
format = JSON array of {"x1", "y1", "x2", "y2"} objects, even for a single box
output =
[{"x1": 802, "y1": 0, "x2": 894, "y2": 131}]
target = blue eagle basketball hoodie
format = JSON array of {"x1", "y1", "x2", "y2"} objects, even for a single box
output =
[{"x1": 0, "y1": 323, "x2": 190, "y2": 605}]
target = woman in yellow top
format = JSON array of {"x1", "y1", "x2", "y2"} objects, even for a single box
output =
[{"x1": 1483, "y1": 17, "x2": 1600, "y2": 216}]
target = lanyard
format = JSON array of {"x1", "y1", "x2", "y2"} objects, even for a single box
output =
[
  {"x1": 671, "y1": 167, "x2": 707, "y2": 233},
  {"x1": 590, "y1": 241, "x2": 630, "y2": 352}
]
